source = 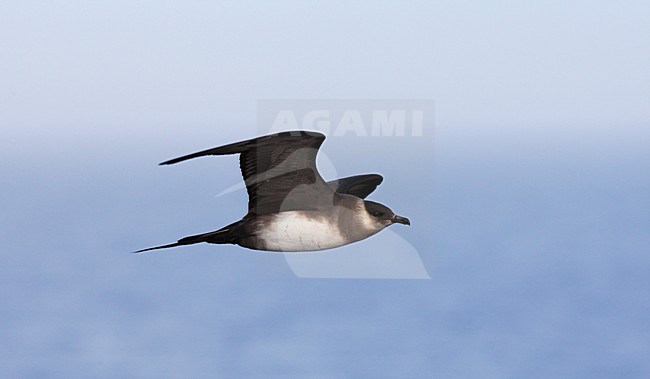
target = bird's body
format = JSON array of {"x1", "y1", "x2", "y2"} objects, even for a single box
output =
[
  {"x1": 254, "y1": 211, "x2": 346, "y2": 252},
  {"x1": 136, "y1": 130, "x2": 410, "y2": 253},
  {"x1": 247, "y1": 194, "x2": 384, "y2": 252}
]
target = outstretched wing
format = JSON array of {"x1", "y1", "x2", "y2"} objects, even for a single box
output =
[
  {"x1": 160, "y1": 130, "x2": 339, "y2": 215},
  {"x1": 326, "y1": 174, "x2": 383, "y2": 199}
]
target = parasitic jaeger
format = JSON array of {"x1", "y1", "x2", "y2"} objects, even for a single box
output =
[{"x1": 135, "y1": 130, "x2": 410, "y2": 253}]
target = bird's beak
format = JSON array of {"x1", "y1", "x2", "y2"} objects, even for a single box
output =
[{"x1": 391, "y1": 215, "x2": 411, "y2": 226}]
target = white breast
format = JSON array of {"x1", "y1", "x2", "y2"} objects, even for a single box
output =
[{"x1": 257, "y1": 211, "x2": 347, "y2": 252}]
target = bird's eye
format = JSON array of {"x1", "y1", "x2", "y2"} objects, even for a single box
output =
[{"x1": 372, "y1": 211, "x2": 384, "y2": 217}]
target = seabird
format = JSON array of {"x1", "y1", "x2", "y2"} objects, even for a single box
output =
[{"x1": 136, "y1": 130, "x2": 410, "y2": 253}]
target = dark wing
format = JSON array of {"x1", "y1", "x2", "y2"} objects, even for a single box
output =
[
  {"x1": 326, "y1": 174, "x2": 383, "y2": 199},
  {"x1": 160, "y1": 130, "x2": 339, "y2": 215}
]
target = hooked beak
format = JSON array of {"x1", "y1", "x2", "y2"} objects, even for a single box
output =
[{"x1": 391, "y1": 215, "x2": 411, "y2": 226}]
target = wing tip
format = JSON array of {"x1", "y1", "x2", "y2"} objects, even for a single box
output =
[
  {"x1": 158, "y1": 154, "x2": 201, "y2": 166},
  {"x1": 157, "y1": 130, "x2": 326, "y2": 166}
]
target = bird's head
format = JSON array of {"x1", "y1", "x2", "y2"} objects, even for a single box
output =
[{"x1": 363, "y1": 200, "x2": 411, "y2": 229}]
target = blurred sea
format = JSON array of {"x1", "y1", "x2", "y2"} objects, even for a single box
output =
[{"x1": 1, "y1": 127, "x2": 648, "y2": 377}]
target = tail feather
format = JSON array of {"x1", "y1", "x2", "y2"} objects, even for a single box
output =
[
  {"x1": 132, "y1": 227, "x2": 236, "y2": 254},
  {"x1": 133, "y1": 242, "x2": 184, "y2": 253}
]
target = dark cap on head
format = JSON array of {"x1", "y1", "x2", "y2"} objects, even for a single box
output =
[{"x1": 364, "y1": 200, "x2": 410, "y2": 226}]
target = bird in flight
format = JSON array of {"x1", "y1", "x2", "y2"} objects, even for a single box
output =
[{"x1": 135, "y1": 130, "x2": 410, "y2": 253}]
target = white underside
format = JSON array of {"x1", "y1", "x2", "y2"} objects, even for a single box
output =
[{"x1": 257, "y1": 211, "x2": 348, "y2": 252}]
